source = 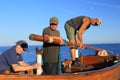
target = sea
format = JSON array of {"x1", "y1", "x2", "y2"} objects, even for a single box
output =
[{"x1": 0, "y1": 43, "x2": 120, "y2": 65}]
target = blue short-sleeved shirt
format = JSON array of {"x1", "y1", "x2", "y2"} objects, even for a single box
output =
[{"x1": 0, "y1": 46, "x2": 23, "y2": 71}]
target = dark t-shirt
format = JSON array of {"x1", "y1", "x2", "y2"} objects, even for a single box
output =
[
  {"x1": 66, "y1": 16, "x2": 91, "y2": 30},
  {"x1": 42, "y1": 27, "x2": 60, "y2": 62},
  {"x1": 0, "y1": 46, "x2": 23, "y2": 71}
]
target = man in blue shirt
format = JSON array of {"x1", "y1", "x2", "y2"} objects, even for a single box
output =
[{"x1": 0, "y1": 40, "x2": 42, "y2": 74}]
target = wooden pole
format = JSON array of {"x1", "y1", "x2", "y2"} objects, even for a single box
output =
[
  {"x1": 29, "y1": 34, "x2": 61, "y2": 44},
  {"x1": 29, "y1": 34, "x2": 109, "y2": 52}
]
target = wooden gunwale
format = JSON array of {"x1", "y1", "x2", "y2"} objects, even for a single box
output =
[{"x1": 0, "y1": 62, "x2": 120, "y2": 80}]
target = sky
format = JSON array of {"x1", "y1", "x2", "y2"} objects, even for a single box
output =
[{"x1": 0, "y1": 0, "x2": 120, "y2": 46}]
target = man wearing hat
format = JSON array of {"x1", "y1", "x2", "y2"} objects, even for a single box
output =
[
  {"x1": 64, "y1": 16, "x2": 102, "y2": 64},
  {"x1": 0, "y1": 40, "x2": 42, "y2": 74},
  {"x1": 42, "y1": 16, "x2": 63, "y2": 75}
]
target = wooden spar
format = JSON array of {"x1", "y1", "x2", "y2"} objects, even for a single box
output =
[
  {"x1": 29, "y1": 34, "x2": 61, "y2": 44},
  {"x1": 29, "y1": 34, "x2": 104, "y2": 51},
  {"x1": 29, "y1": 34, "x2": 85, "y2": 47},
  {"x1": 29, "y1": 34, "x2": 81, "y2": 46}
]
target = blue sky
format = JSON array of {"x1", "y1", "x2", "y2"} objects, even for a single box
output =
[{"x1": 0, "y1": 0, "x2": 120, "y2": 46}]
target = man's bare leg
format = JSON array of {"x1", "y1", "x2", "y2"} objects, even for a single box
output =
[{"x1": 70, "y1": 48, "x2": 76, "y2": 60}]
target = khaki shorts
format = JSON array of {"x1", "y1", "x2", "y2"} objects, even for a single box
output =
[{"x1": 64, "y1": 23, "x2": 75, "y2": 40}]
